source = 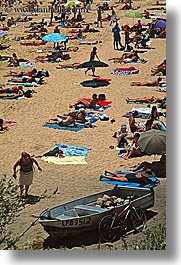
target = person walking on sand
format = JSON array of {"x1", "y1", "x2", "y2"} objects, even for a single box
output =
[
  {"x1": 97, "y1": 6, "x2": 103, "y2": 28},
  {"x1": 13, "y1": 152, "x2": 42, "y2": 196},
  {"x1": 85, "y1": 47, "x2": 100, "y2": 76}
]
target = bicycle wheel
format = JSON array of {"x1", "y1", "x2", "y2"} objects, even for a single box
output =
[
  {"x1": 130, "y1": 207, "x2": 147, "y2": 232},
  {"x1": 98, "y1": 215, "x2": 119, "y2": 242}
]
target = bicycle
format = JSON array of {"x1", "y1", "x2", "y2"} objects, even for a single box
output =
[{"x1": 98, "y1": 201, "x2": 147, "y2": 242}]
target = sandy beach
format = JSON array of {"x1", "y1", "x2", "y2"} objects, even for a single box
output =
[{"x1": 0, "y1": 0, "x2": 166, "y2": 250}]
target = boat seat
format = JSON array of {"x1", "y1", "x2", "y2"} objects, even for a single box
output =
[{"x1": 74, "y1": 205, "x2": 107, "y2": 213}]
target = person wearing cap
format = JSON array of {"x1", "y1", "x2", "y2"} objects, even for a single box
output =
[
  {"x1": 100, "y1": 169, "x2": 159, "y2": 185},
  {"x1": 123, "y1": 132, "x2": 142, "y2": 160},
  {"x1": 114, "y1": 123, "x2": 128, "y2": 148}
]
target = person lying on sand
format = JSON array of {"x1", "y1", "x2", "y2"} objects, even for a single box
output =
[
  {"x1": 126, "y1": 95, "x2": 163, "y2": 103},
  {"x1": 151, "y1": 59, "x2": 166, "y2": 76},
  {"x1": 5, "y1": 68, "x2": 37, "y2": 77},
  {"x1": 100, "y1": 169, "x2": 158, "y2": 185},
  {"x1": 36, "y1": 52, "x2": 63, "y2": 62},
  {"x1": 69, "y1": 93, "x2": 99, "y2": 110},
  {"x1": 131, "y1": 77, "x2": 162, "y2": 86},
  {"x1": 108, "y1": 51, "x2": 140, "y2": 63},
  {"x1": 128, "y1": 155, "x2": 166, "y2": 178},
  {"x1": 63, "y1": 109, "x2": 86, "y2": 123},
  {"x1": 46, "y1": 116, "x2": 77, "y2": 127},
  {"x1": 56, "y1": 63, "x2": 80, "y2": 69},
  {"x1": 0, "y1": 85, "x2": 24, "y2": 94},
  {"x1": 8, "y1": 76, "x2": 37, "y2": 83}
]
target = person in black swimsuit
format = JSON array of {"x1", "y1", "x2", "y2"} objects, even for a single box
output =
[
  {"x1": 100, "y1": 169, "x2": 158, "y2": 185},
  {"x1": 13, "y1": 152, "x2": 42, "y2": 196}
]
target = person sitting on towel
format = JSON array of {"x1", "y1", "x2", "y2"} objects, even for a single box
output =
[{"x1": 69, "y1": 93, "x2": 100, "y2": 110}]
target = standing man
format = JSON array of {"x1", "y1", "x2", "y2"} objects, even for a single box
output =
[
  {"x1": 112, "y1": 22, "x2": 124, "y2": 50},
  {"x1": 85, "y1": 46, "x2": 100, "y2": 76},
  {"x1": 97, "y1": 6, "x2": 103, "y2": 27}
]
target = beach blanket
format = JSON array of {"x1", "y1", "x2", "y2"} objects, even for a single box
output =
[
  {"x1": 6, "y1": 82, "x2": 39, "y2": 87},
  {"x1": 43, "y1": 110, "x2": 100, "y2": 132},
  {"x1": 19, "y1": 62, "x2": 35, "y2": 67},
  {"x1": 126, "y1": 100, "x2": 160, "y2": 105},
  {"x1": 77, "y1": 98, "x2": 112, "y2": 108},
  {"x1": 0, "y1": 120, "x2": 17, "y2": 134},
  {"x1": 100, "y1": 170, "x2": 160, "y2": 188},
  {"x1": 41, "y1": 144, "x2": 90, "y2": 165},
  {"x1": 123, "y1": 107, "x2": 163, "y2": 119},
  {"x1": 123, "y1": 58, "x2": 148, "y2": 64},
  {"x1": 79, "y1": 40, "x2": 102, "y2": 45},
  {"x1": 112, "y1": 66, "x2": 139, "y2": 75}
]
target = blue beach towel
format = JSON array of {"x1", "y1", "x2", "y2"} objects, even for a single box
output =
[
  {"x1": 100, "y1": 170, "x2": 160, "y2": 188},
  {"x1": 54, "y1": 144, "x2": 90, "y2": 156}
]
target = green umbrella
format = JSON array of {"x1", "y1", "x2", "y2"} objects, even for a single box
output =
[{"x1": 124, "y1": 12, "x2": 143, "y2": 18}]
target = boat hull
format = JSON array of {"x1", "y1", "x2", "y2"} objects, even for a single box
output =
[{"x1": 39, "y1": 186, "x2": 154, "y2": 238}]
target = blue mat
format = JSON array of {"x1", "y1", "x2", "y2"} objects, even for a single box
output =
[
  {"x1": 100, "y1": 170, "x2": 160, "y2": 188},
  {"x1": 123, "y1": 112, "x2": 149, "y2": 119},
  {"x1": 54, "y1": 144, "x2": 91, "y2": 156},
  {"x1": 43, "y1": 111, "x2": 100, "y2": 132},
  {"x1": 43, "y1": 122, "x2": 84, "y2": 132}
]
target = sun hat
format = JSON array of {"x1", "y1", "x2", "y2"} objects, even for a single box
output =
[{"x1": 141, "y1": 169, "x2": 156, "y2": 178}]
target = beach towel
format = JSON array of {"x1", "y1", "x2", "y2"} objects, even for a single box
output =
[
  {"x1": 100, "y1": 170, "x2": 159, "y2": 188},
  {"x1": 78, "y1": 98, "x2": 112, "y2": 108},
  {"x1": 112, "y1": 66, "x2": 139, "y2": 75},
  {"x1": 19, "y1": 62, "x2": 35, "y2": 67},
  {"x1": 41, "y1": 144, "x2": 90, "y2": 165},
  {"x1": 43, "y1": 110, "x2": 100, "y2": 132},
  {"x1": 123, "y1": 107, "x2": 163, "y2": 119},
  {"x1": 0, "y1": 92, "x2": 25, "y2": 100},
  {"x1": 0, "y1": 120, "x2": 17, "y2": 134},
  {"x1": 80, "y1": 79, "x2": 110, "y2": 88},
  {"x1": 79, "y1": 40, "x2": 102, "y2": 45}
]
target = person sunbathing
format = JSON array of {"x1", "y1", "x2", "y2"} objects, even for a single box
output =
[
  {"x1": 5, "y1": 68, "x2": 37, "y2": 77},
  {"x1": 56, "y1": 63, "x2": 80, "y2": 69},
  {"x1": 36, "y1": 52, "x2": 64, "y2": 63},
  {"x1": 129, "y1": 155, "x2": 166, "y2": 178},
  {"x1": 63, "y1": 109, "x2": 86, "y2": 123},
  {"x1": 123, "y1": 132, "x2": 142, "y2": 160},
  {"x1": 151, "y1": 59, "x2": 166, "y2": 76},
  {"x1": 0, "y1": 85, "x2": 24, "y2": 94},
  {"x1": 100, "y1": 169, "x2": 158, "y2": 185},
  {"x1": 69, "y1": 94, "x2": 99, "y2": 110},
  {"x1": 108, "y1": 51, "x2": 140, "y2": 63},
  {"x1": 126, "y1": 95, "x2": 163, "y2": 103},
  {"x1": 8, "y1": 76, "x2": 37, "y2": 83},
  {"x1": 67, "y1": 29, "x2": 84, "y2": 39},
  {"x1": 70, "y1": 24, "x2": 90, "y2": 33},
  {"x1": 131, "y1": 77, "x2": 162, "y2": 86},
  {"x1": 46, "y1": 116, "x2": 77, "y2": 127}
]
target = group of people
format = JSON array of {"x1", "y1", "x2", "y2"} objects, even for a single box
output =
[{"x1": 1, "y1": 1, "x2": 166, "y2": 199}]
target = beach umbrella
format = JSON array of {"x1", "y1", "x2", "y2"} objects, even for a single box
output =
[
  {"x1": 153, "y1": 19, "x2": 166, "y2": 29},
  {"x1": 42, "y1": 33, "x2": 68, "y2": 43},
  {"x1": 80, "y1": 79, "x2": 110, "y2": 88},
  {"x1": 79, "y1": 60, "x2": 109, "y2": 69},
  {"x1": 65, "y1": 1, "x2": 82, "y2": 7},
  {"x1": 124, "y1": 12, "x2": 143, "y2": 19},
  {"x1": 138, "y1": 129, "x2": 166, "y2": 155}
]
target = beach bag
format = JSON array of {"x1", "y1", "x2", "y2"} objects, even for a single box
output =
[
  {"x1": 24, "y1": 89, "x2": 33, "y2": 98},
  {"x1": 98, "y1": 94, "x2": 106, "y2": 100},
  {"x1": 43, "y1": 147, "x2": 63, "y2": 157}
]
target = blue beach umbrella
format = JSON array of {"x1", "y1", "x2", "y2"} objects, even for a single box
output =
[{"x1": 42, "y1": 33, "x2": 68, "y2": 43}]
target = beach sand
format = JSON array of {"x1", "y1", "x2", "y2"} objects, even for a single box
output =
[{"x1": 0, "y1": 0, "x2": 166, "y2": 249}]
